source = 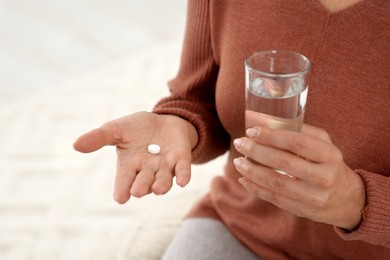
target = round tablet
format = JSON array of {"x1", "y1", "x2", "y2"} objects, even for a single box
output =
[{"x1": 147, "y1": 144, "x2": 161, "y2": 154}]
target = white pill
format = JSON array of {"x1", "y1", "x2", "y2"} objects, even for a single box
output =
[{"x1": 147, "y1": 144, "x2": 161, "y2": 154}]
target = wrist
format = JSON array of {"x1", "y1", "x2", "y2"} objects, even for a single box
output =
[
  {"x1": 163, "y1": 114, "x2": 199, "y2": 149},
  {"x1": 342, "y1": 166, "x2": 367, "y2": 230},
  {"x1": 185, "y1": 120, "x2": 199, "y2": 149},
  {"x1": 345, "y1": 205, "x2": 367, "y2": 232}
]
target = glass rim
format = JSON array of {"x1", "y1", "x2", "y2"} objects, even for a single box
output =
[{"x1": 244, "y1": 50, "x2": 312, "y2": 79}]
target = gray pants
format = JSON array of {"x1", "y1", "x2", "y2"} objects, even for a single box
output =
[{"x1": 162, "y1": 218, "x2": 260, "y2": 260}]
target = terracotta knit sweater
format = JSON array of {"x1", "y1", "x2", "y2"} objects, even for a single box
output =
[{"x1": 154, "y1": 0, "x2": 390, "y2": 259}]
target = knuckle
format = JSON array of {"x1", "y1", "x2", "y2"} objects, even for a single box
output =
[
  {"x1": 323, "y1": 147, "x2": 344, "y2": 164},
  {"x1": 240, "y1": 161, "x2": 262, "y2": 183},
  {"x1": 289, "y1": 134, "x2": 308, "y2": 150},
  {"x1": 317, "y1": 174, "x2": 335, "y2": 189},
  {"x1": 318, "y1": 129, "x2": 331, "y2": 142},
  {"x1": 243, "y1": 138, "x2": 254, "y2": 152},
  {"x1": 312, "y1": 192, "x2": 330, "y2": 209},
  {"x1": 274, "y1": 153, "x2": 292, "y2": 170},
  {"x1": 270, "y1": 173, "x2": 284, "y2": 192},
  {"x1": 155, "y1": 175, "x2": 171, "y2": 184},
  {"x1": 115, "y1": 169, "x2": 135, "y2": 184},
  {"x1": 332, "y1": 149, "x2": 344, "y2": 162},
  {"x1": 115, "y1": 174, "x2": 130, "y2": 184},
  {"x1": 241, "y1": 160, "x2": 254, "y2": 175}
]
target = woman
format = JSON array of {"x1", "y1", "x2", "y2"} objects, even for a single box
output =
[{"x1": 74, "y1": 0, "x2": 390, "y2": 259}]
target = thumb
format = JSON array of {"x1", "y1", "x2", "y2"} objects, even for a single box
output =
[{"x1": 73, "y1": 125, "x2": 118, "y2": 153}]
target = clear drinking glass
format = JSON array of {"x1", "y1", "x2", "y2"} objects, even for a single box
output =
[{"x1": 244, "y1": 50, "x2": 312, "y2": 175}]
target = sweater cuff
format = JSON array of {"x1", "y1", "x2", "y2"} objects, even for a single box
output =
[{"x1": 334, "y1": 169, "x2": 390, "y2": 247}]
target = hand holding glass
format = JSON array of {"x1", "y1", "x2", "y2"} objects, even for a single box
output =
[{"x1": 244, "y1": 50, "x2": 312, "y2": 175}]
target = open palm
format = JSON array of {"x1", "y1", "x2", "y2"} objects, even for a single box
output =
[{"x1": 73, "y1": 111, "x2": 197, "y2": 204}]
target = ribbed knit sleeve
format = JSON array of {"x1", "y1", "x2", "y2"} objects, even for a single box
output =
[
  {"x1": 153, "y1": 0, "x2": 229, "y2": 163},
  {"x1": 335, "y1": 170, "x2": 390, "y2": 247}
]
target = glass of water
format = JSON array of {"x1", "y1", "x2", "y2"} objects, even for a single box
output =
[
  {"x1": 244, "y1": 50, "x2": 312, "y2": 175},
  {"x1": 245, "y1": 50, "x2": 312, "y2": 132}
]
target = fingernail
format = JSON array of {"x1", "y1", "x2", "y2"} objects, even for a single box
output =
[
  {"x1": 246, "y1": 127, "x2": 259, "y2": 138},
  {"x1": 233, "y1": 138, "x2": 243, "y2": 149},
  {"x1": 233, "y1": 157, "x2": 242, "y2": 167}
]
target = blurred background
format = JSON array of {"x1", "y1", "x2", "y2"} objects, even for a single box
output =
[
  {"x1": 0, "y1": 0, "x2": 186, "y2": 104},
  {"x1": 0, "y1": 1, "x2": 225, "y2": 259}
]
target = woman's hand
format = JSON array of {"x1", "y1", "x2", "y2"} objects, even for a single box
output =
[
  {"x1": 73, "y1": 111, "x2": 198, "y2": 204},
  {"x1": 233, "y1": 124, "x2": 366, "y2": 230}
]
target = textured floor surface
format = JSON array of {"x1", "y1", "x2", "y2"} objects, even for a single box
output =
[{"x1": 0, "y1": 1, "x2": 226, "y2": 259}]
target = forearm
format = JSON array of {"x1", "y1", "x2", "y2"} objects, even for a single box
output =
[{"x1": 153, "y1": 0, "x2": 230, "y2": 163}]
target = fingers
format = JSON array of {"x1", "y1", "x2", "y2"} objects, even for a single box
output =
[
  {"x1": 152, "y1": 168, "x2": 174, "y2": 195},
  {"x1": 241, "y1": 127, "x2": 338, "y2": 163},
  {"x1": 114, "y1": 160, "x2": 137, "y2": 204},
  {"x1": 149, "y1": 156, "x2": 174, "y2": 196},
  {"x1": 115, "y1": 165, "x2": 169, "y2": 202},
  {"x1": 300, "y1": 124, "x2": 332, "y2": 143},
  {"x1": 114, "y1": 153, "x2": 192, "y2": 202},
  {"x1": 235, "y1": 159, "x2": 326, "y2": 219},
  {"x1": 131, "y1": 168, "x2": 157, "y2": 197},
  {"x1": 238, "y1": 177, "x2": 306, "y2": 217},
  {"x1": 174, "y1": 158, "x2": 192, "y2": 187},
  {"x1": 234, "y1": 157, "x2": 307, "y2": 201}
]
